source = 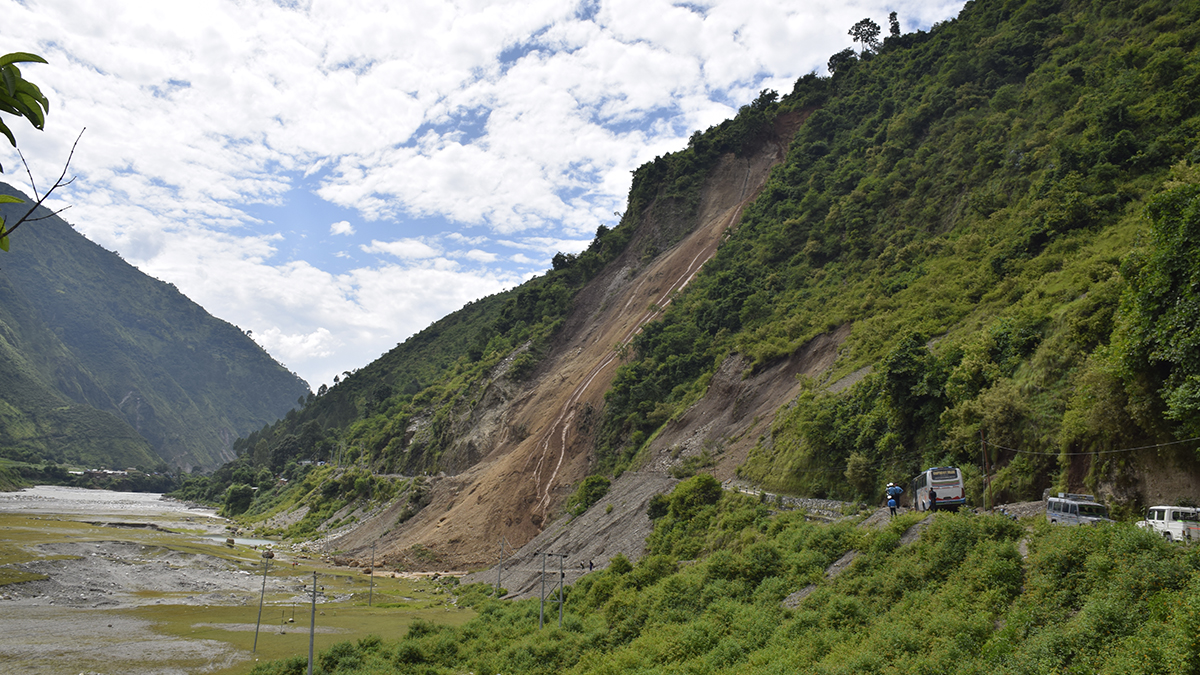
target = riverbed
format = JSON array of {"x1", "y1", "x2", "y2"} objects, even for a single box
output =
[
  {"x1": 0, "y1": 484, "x2": 225, "y2": 519},
  {"x1": 0, "y1": 486, "x2": 472, "y2": 674}
]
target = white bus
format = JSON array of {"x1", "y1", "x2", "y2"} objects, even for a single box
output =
[
  {"x1": 910, "y1": 467, "x2": 965, "y2": 512},
  {"x1": 1137, "y1": 505, "x2": 1200, "y2": 542}
]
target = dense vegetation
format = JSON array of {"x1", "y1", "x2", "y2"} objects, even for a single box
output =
[
  {"x1": 0, "y1": 458, "x2": 180, "y2": 492},
  {"x1": 597, "y1": 0, "x2": 1200, "y2": 504},
  {"x1": 0, "y1": 185, "x2": 311, "y2": 471},
  {"x1": 250, "y1": 475, "x2": 1200, "y2": 675}
]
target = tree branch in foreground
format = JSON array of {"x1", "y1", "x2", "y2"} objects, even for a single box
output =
[{"x1": 0, "y1": 128, "x2": 83, "y2": 251}]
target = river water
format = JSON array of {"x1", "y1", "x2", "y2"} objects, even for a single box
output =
[{"x1": 0, "y1": 484, "x2": 221, "y2": 519}]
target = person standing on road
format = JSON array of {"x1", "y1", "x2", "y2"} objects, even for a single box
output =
[
  {"x1": 885, "y1": 482, "x2": 904, "y2": 511},
  {"x1": 927, "y1": 488, "x2": 938, "y2": 512}
]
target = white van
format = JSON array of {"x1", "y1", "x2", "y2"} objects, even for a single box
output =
[
  {"x1": 1137, "y1": 506, "x2": 1200, "y2": 542},
  {"x1": 1046, "y1": 493, "x2": 1113, "y2": 526}
]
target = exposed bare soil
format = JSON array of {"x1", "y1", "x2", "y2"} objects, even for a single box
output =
[
  {"x1": 325, "y1": 114, "x2": 815, "y2": 571},
  {"x1": 3, "y1": 539, "x2": 271, "y2": 610},
  {"x1": 645, "y1": 324, "x2": 852, "y2": 482},
  {"x1": 459, "y1": 471, "x2": 678, "y2": 599}
]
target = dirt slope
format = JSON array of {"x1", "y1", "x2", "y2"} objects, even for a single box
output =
[
  {"x1": 643, "y1": 324, "x2": 851, "y2": 481},
  {"x1": 329, "y1": 115, "x2": 812, "y2": 571},
  {"x1": 459, "y1": 471, "x2": 678, "y2": 599}
]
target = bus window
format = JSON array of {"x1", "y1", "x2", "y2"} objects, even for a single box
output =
[{"x1": 930, "y1": 468, "x2": 958, "y2": 482}]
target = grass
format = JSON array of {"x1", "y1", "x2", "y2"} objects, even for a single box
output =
[
  {"x1": 128, "y1": 587, "x2": 475, "y2": 675},
  {"x1": 0, "y1": 515, "x2": 101, "y2": 584}
]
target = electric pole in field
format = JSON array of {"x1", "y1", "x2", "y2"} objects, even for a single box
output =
[
  {"x1": 368, "y1": 541, "x2": 376, "y2": 607},
  {"x1": 308, "y1": 571, "x2": 317, "y2": 675},
  {"x1": 495, "y1": 537, "x2": 510, "y2": 598},
  {"x1": 539, "y1": 552, "x2": 567, "y2": 628},
  {"x1": 253, "y1": 550, "x2": 274, "y2": 652}
]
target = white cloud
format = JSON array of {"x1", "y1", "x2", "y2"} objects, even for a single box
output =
[
  {"x1": 446, "y1": 232, "x2": 489, "y2": 245},
  {"x1": 330, "y1": 220, "x2": 355, "y2": 235},
  {"x1": 463, "y1": 249, "x2": 499, "y2": 263},
  {"x1": 361, "y1": 238, "x2": 442, "y2": 259},
  {"x1": 498, "y1": 236, "x2": 594, "y2": 255}
]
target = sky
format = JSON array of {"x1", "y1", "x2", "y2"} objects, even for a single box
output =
[{"x1": 3, "y1": 0, "x2": 965, "y2": 391}]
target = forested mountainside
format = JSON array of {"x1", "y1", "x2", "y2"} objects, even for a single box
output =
[
  {"x1": 0, "y1": 184, "x2": 311, "y2": 471},
  {"x1": 188, "y1": 0, "x2": 1199, "y2": 560}
]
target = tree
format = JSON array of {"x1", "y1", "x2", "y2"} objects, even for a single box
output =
[
  {"x1": 566, "y1": 475, "x2": 611, "y2": 516},
  {"x1": 551, "y1": 251, "x2": 576, "y2": 270},
  {"x1": 849, "y1": 18, "x2": 882, "y2": 55},
  {"x1": 827, "y1": 48, "x2": 857, "y2": 75},
  {"x1": 0, "y1": 52, "x2": 49, "y2": 163},
  {"x1": 222, "y1": 483, "x2": 254, "y2": 516},
  {"x1": 1113, "y1": 179, "x2": 1200, "y2": 436},
  {"x1": 1, "y1": 51, "x2": 79, "y2": 252},
  {"x1": 888, "y1": 12, "x2": 901, "y2": 39}
]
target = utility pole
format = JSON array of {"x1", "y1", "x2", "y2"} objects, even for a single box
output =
[
  {"x1": 495, "y1": 537, "x2": 510, "y2": 598},
  {"x1": 981, "y1": 430, "x2": 991, "y2": 510},
  {"x1": 253, "y1": 550, "x2": 274, "y2": 652},
  {"x1": 557, "y1": 553, "x2": 565, "y2": 628},
  {"x1": 368, "y1": 542, "x2": 376, "y2": 607},
  {"x1": 539, "y1": 552, "x2": 568, "y2": 628},
  {"x1": 308, "y1": 571, "x2": 317, "y2": 675}
]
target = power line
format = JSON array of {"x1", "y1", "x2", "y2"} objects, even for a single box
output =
[{"x1": 983, "y1": 435, "x2": 1200, "y2": 457}]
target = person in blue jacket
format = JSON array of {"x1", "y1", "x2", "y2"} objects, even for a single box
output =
[{"x1": 887, "y1": 495, "x2": 898, "y2": 517}]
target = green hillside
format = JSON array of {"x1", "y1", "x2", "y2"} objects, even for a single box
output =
[
  {"x1": 0, "y1": 184, "x2": 311, "y2": 470},
  {"x1": 600, "y1": 0, "x2": 1200, "y2": 504}
]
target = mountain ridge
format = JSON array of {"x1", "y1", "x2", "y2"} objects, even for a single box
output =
[{"x1": 0, "y1": 182, "x2": 311, "y2": 471}]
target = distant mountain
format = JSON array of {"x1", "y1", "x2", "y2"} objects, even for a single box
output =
[{"x1": 0, "y1": 183, "x2": 310, "y2": 471}]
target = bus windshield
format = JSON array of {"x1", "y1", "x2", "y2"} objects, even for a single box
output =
[{"x1": 929, "y1": 468, "x2": 959, "y2": 482}]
